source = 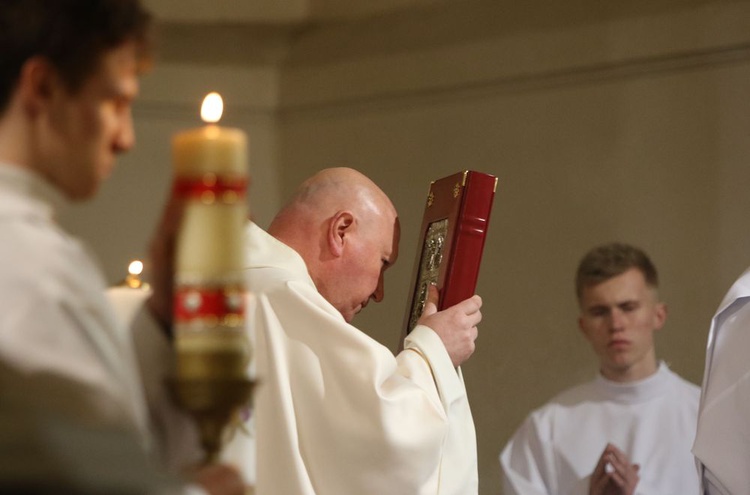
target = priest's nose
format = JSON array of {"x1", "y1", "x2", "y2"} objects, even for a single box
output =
[{"x1": 372, "y1": 276, "x2": 385, "y2": 302}]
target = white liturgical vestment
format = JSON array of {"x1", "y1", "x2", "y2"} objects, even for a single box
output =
[
  {"x1": 693, "y1": 267, "x2": 750, "y2": 495},
  {"x1": 223, "y1": 222, "x2": 478, "y2": 495},
  {"x1": 0, "y1": 164, "x2": 149, "y2": 438},
  {"x1": 500, "y1": 363, "x2": 700, "y2": 495},
  {"x1": 0, "y1": 164, "x2": 207, "y2": 495}
]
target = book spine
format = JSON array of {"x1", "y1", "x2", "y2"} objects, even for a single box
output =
[{"x1": 442, "y1": 172, "x2": 496, "y2": 309}]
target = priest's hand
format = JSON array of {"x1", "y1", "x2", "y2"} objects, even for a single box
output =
[
  {"x1": 589, "y1": 443, "x2": 640, "y2": 495},
  {"x1": 188, "y1": 463, "x2": 246, "y2": 495},
  {"x1": 418, "y1": 285, "x2": 482, "y2": 367},
  {"x1": 146, "y1": 189, "x2": 185, "y2": 337}
]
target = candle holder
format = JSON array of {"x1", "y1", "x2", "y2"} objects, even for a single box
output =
[{"x1": 168, "y1": 372, "x2": 254, "y2": 463}]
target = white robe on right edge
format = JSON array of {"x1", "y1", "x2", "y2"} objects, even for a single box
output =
[
  {"x1": 693, "y1": 267, "x2": 750, "y2": 495},
  {"x1": 500, "y1": 363, "x2": 700, "y2": 495}
]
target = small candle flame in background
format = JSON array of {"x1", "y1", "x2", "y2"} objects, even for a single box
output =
[
  {"x1": 201, "y1": 92, "x2": 223, "y2": 123},
  {"x1": 124, "y1": 259, "x2": 149, "y2": 289},
  {"x1": 128, "y1": 260, "x2": 144, "y2": 277}
]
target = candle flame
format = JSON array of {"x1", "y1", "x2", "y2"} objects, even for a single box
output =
[
  {"x1": 201, "y1": 92, "x2": 223, "y2": 123},
  {"x1": 128, "y1": 260, "x2": 144, "y2": 277}
]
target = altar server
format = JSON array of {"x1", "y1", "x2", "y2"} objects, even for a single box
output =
[
  {"x1": 0, "y1": 1, "x2": 241, "y2": 493},
  {"x1": 500, "y1": 243, "x2": 700, "y2": 495}
]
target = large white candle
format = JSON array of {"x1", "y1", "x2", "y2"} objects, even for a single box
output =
[
  {"x1": 173, "y1": 93, "x2": 248, "y2": 279},
  {"x1": 172, "y1": 93, "x2": 250, "y2": 379}
]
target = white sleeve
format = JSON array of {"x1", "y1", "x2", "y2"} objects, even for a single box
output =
[
  {"x1": 500, "y1": 414, "x2": 555, "y2": 495},
  {"x1": 404, "y1": 324, "x2": 478, "y2": 494},
  {"x1": 107, "y1": 287, "x2": 203, "y2": 473},
  {"x1": 403, "y1": 324, "x2": 466, "y2": 409}
]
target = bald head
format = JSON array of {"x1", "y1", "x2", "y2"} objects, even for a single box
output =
[
  {"x1": 269, "y1": 167, "x2": 400, "y2": 322},
  {"x1": 270, "y1": 168, "x2": 394, "y2": 230}
]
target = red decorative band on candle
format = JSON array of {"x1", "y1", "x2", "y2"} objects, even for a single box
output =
[
  {"x1": 174, "y1": 286, "x2": 245, "y2": 323},
  {"x1": 173, "y1": 174, "x2": 248, "y2": 204}
]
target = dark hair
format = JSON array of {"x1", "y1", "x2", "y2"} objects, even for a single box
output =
[
  {"x1": 575, "y1": 242, "x2": 659, "y2": 301},
  {"x1": 0, "y1": 0, "x2": 152, "y2": 113}
]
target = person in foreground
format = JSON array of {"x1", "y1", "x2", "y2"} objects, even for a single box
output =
[
  {"x1": 0, "y1": 1, "x2": 242, "y2": 493},
  {"x1": 223, "y1": 167, "x2": 483, "y2": 494},
  {"x1": 693, "y1": 265, "x2": 750, "y2": 494},
  {"x1": 500, "y1": 243, "x2": 700, "y2": 495}
]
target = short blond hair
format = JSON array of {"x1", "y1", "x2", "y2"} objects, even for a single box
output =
[{"x1": 575, "y1": 243, "x2": 658, "y2": 301}]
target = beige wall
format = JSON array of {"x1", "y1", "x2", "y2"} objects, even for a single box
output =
[
  {"x1": 59, "y1": 1, "x2": 750, "y2": 493},
  {"x1": 277, "y1": 3, "x2": 750, "y2": 492}
]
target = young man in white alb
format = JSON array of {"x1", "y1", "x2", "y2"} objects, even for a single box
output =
[{"x1": 500, "y1": 243, "x2": 700, "y2": 495}]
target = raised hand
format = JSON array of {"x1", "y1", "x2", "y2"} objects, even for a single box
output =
[
  {"x1": 418, "y1": 285, "x2": 482, "y2": 367},
  {"x1": 188, "y1": 463, "x2": 246, "y2": 495}
]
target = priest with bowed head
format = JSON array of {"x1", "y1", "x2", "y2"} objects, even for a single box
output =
[
  {"x1": 500, "y1": 243, "x2": 700, "y2": 495},
  {"x1": 221, "y1": 167, "x2": 484, "y2": 494},
  {"x1": 0, "y1": 0, "x2": 244, "y2": 493}
]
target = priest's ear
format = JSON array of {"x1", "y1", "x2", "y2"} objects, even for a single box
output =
[{"x1": 327, "y1": 210, "x2": 355, "y2": 258}]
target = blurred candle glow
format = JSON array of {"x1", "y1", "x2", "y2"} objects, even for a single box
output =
[
  {"x1": 128, "y1": 260, "x2": 144, "y2": 277},
  {"x1": 124, "y1": 259, "x2": 147, "y2": 289}
]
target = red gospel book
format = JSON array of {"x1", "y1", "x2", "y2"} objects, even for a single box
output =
[{"x1": 403, "y1": 170, "x2": 497, "y2": 335}]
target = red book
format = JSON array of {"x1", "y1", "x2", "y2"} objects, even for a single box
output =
[{"x1": 403, "y1": 170, "x2": 497, "y2": 334}]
